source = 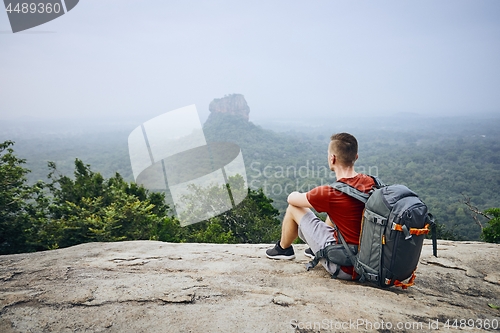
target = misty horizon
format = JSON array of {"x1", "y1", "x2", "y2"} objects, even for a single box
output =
[{"x1": 1, "y1": 1, "x2": 499, "y2": 124}]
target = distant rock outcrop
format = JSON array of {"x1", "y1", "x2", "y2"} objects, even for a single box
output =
[
  {"x1": 208, "y1": 94, "x2": 250, "y2": 121},
  {"x1": 1, "y1": 240, "x2": 499, "y2": 332}
]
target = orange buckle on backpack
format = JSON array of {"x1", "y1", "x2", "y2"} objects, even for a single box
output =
[{"x1": 392, "y1": 223, "x2": 431, "y2": 236}]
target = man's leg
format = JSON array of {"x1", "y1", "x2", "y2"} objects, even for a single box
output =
[
  {"x1": 297, "y1": 211, "x2": 352, "y2": 280},
  {"x1": 266, "y1": 204, "x2": 310, "y2": 260},
  {"x1": 266, "y1": 207, "x2": 352, "y2": 280},
  {"x1": 279, "y1": 205, "x2": 311, "y2": 249}
]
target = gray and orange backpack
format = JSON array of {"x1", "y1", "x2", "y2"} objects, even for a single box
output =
[{"x1": 306, "y1": 176, "x2": 437, "y2": 289}]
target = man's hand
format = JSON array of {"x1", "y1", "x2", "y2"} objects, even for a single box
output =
[{"x1": 287, "y1": 191, "x2": 313, "y2": 208}]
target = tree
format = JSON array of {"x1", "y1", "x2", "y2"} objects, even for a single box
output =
[
  {"x1": 462, "y1": 194, "x2": 500, "y2": 243},
  {"x1": 481, "y1": 208, "x2": 500, "y2": 243},
  {"x1": 0, "y1": 141, "x2": 43, "y2": 254},
  {"x1": 432, "y1": 220, "x2": 463, "y2": 241},
  {"x1": 1, "y1": 141, "x2": 283, "y2": 253},
  {"x1": 34, "y1": 159, "x2": 180, "y2": 249},
  {"x1": 181, "y1": 175, "x2": 282, "y2": 243}
]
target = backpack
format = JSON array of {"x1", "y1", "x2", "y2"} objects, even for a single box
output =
[{"x1": 306, "y1": 176, "x2": 437, "y2": 289}]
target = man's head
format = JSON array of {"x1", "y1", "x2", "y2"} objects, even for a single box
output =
[{"x1": 328, "y1": 133, "x2": 358, "y2": 167}]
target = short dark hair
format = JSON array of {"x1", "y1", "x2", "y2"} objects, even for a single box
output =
[{"x1": 329, "y1": 133, "x2": 358, "y2": 166}]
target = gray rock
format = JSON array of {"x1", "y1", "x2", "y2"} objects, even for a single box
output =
[
  {"x1": 0, "y1": 240, "x2": 499, "y2": 332},
  {"x1": 208, "y1": 94, "x2": 250, "y2": 121}
]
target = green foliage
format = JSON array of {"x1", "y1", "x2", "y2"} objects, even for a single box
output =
[
  {"x1": 4, "y1": 115, "x2": 500, "y2": 245},
  {"x1": 180, "y1": 175, "x2": 282, "y2": 244},
  {"x1": 481, "y1": 208, "x2": 500, "y2": 243},
  {"x1": 0, "y1": 141, "x2": 285, "y2": 253},
  {"x1": 432, "y1": 220, "x2": 463, "y2": 241},
  {"x1": 204, "y1": 114, "x2": 500, "y2": 241},
  {"x1": 356, "y1": 132, "x2": 500, "y2": 241},
  {"x1": 35, "y1": 159, "x2": 176, "y2": 249},
  {"x1": 0, "y1": 141, "x2": 39, "y2": 254},
  {"x1": 184, "y1": 219, "x2": 235, "y2": 243},
  {"x1": 203, "y1": 114, "x2": 331, "y2": 218}
]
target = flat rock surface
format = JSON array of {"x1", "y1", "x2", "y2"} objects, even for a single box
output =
[{"x1": 0, "y1": 240, "x2": 499, "y2": 332}]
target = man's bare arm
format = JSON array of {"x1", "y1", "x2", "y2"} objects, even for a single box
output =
[{"x1": 287, "y1": 191, "x2": 313, "y2": 208}]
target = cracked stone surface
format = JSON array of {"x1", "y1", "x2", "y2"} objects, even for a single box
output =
[{"x1": 0, "y1": 240, "x2": 499, "y2": 332}]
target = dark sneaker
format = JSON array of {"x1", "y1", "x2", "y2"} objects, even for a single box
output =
[
  {"x1": 304, "y1": 247, "x2": 315, "y2": 259},
  {"x1": 266, "y1": 241, "x2": 295, "y2": 260}
]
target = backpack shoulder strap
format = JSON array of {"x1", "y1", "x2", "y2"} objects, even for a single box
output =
[
  {"x1": 331, "y1": 182, "x2": 369, "y2": 203},
  {"x1": 371, "y1": 175, "x2": 385, "y2": 187},
  {"x1": 331, "y1": 175, "x2": 382, "y2": 203},
  {"x1": 327, "y1": 175, "x2": 383, "y2": 269},
  {"x1": 331, "y1": 220, "x2": 357, "y2": 267}
]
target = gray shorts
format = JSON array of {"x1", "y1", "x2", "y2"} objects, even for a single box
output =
[{"x1": 298, "y1": 210, "x2": 352, "y2": 280}]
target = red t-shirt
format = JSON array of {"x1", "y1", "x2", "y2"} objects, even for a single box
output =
[{"x1": 306, "y1": 174, "x2": 375, "y2": 275}]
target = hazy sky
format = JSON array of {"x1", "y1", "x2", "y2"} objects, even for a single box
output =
[{"x1": 1, "y1": 0, "x2": 499, "y2": 124}]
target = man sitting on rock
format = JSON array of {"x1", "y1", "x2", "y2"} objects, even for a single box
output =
[{"x1": 265, "y1": 132, "x2": 375, "y2": 280}]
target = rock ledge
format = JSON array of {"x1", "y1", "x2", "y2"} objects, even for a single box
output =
[{"x1": 1, "y1": 240, "x2": 499, "y2": 332}]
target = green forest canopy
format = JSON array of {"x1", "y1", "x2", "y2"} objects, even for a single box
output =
[
  {"x1": 0, "y1": 141, "x2": 282, "y2": 254},
  {"x1": 2, "y1": 114, "x2": 499, "y2": 244}
]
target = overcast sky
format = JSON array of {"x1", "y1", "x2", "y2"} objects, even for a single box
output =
[{"x1": 1, "y1": 0, "x2": 499, "y2": 125}]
